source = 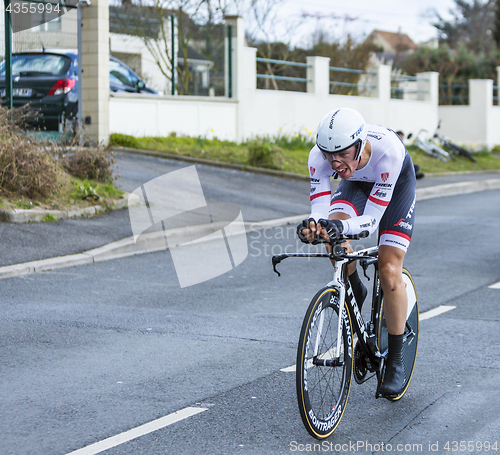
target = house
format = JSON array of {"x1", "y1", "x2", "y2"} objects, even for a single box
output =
[
  {"x1": 368, "y1": 30, "x2": 418, "y2": 54},
  {"x1": 367, "y1": 29, "x2": 418, "y2": 68}
]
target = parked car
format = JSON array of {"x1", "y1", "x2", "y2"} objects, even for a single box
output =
[{"x1": 0, "y1": 49, "x2": 158, "y2": 130}]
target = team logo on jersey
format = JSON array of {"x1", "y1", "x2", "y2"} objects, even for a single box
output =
[
  {"x1": 309, "y1": 166, "x2": 316, "y2": 176},
  {"x1": 381, "y1": 172, "x2": 389, "y2": 182}
]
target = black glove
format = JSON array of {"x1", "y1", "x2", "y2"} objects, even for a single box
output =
[
  {"x1": 297, "y1": 218, "x2": 316, "y2": 244},
  {"x1": 318, "y1": 218, "x2": 344, "y2": 241}
]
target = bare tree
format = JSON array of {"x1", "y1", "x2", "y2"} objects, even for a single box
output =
[
  {"x1": 113, "y1": 0, "x2": 242, "y2": 95},
  {"x1": 245, "y1": 0, "x2": 305, "y2": 90}
]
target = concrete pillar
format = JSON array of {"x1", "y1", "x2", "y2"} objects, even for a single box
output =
[
  {"x1": 375, "y1": 65, "x2": 391, "y2": 101},
  {"x1": 241, "y1": 47, "x2": 257, "y2": 91},
  {"x1": 469, "y1": 79, "x2": 493, "y2": 107},
  {"x1": 81, "y1": 0, "x2": 109, "y2": 144},
  {"x1": 469, "y1": 79, "x2": 493, "y2": 148},
  {"x1": 416, "y1": 71, "x2": 439, "y2": 104},
  {"x1": 306, "y1": 56, "x2": 330, "y2": 97},
  {"x1": 496, "y1": 66, "x2": 500, "y2": 104}
]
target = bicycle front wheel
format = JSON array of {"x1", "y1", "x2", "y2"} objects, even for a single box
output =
[
  {"x1": 296, "y1": 287, "x2": 353, "y2": 439},
  {"x1": 378, "y1": 269, "x2": 419, "y2": 401}
]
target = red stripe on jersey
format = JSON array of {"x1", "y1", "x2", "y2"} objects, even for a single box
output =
[
  {"x1": 368, "y1": 195, "x2": 390, "y2": 206},
  {"x1": 310, "y1": 191, "x2": 331, "y2": 201},
  {"x1": 381, "y1": 230, "x2": 411, "y2": 242},
  {"x1": 330, "y1": 199, "x2": 359, "y2": 216}
]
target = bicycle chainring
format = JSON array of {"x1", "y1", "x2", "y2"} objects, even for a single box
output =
[{"x1": 354, "y1": 340, "x2": 368, "y2": 384}]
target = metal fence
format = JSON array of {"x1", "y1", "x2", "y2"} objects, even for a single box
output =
[
  {"x1": 330, "y1": 66, "x2": 376, "y2": 96},
  {"x1": 390, "y1": 74, "x2": 429, "y2": 100},
  {"x1": 439, "y1": 84, "x2": 469, "y2": 105},
  {"x1": 255, "y1": 59, "x2": 378, "y2": 96},
  {"x1": 256, "y1": 57, "x2": 311, "y2": 92}
]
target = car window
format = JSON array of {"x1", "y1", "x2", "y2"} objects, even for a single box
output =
[
  {"x1": 0, "y1": 54, "x2": 71, "y2": 77},
  {"x1": 109, "y1": 59, "x2": 140, "y2": 89}
]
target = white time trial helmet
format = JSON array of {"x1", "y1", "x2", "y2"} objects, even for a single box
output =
[{"x1": 316, "y1": 108, "x2": 367, "y2": 161}]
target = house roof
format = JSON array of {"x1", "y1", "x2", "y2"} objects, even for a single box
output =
[{"x1": 369, "y1": 30, "x2": 418, "y2": 53}]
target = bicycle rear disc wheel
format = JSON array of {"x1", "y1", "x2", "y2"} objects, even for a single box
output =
[
  {"x1": 296, "y1": 287, "x2": 353, "y2": 439},
  {"x1": 378, "y1": 269, "x2": 419, "y2": 401}
]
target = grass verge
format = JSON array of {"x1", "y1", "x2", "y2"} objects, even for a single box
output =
[{"x1": 110, "y1": 133, "x2": 500, "y2": 176}]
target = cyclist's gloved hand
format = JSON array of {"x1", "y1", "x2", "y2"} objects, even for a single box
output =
[
  {"x1": 318, "y1": 218, "x2": 344, "y2": 241},
  {"x1": 297, "y1": 218, "x2": 316, "y2": 244}
]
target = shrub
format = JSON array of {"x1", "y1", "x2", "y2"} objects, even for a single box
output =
[
  {"x1": 108, "y1": 133, "x2": 141, "y2": 149},
  {"x1": 0, "y1": 108, "x2": 61, "y2": 199},
  {"x1": 247, "y1": 139, "x2": 283, "y2": 169},
  {"x1": 0, "y1": 107, "x2": 115, "y2": 200},
  {"x1": 61, "y1": 146, "x2": 114, "y2": 183}
]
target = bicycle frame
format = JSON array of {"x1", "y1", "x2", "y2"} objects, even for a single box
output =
[
  {"x1": 325, "y1": 246, "x2": 379, "y2": 362},
  {"x1": 272, "y1": 242, "x2": 383, "y2": 368}
]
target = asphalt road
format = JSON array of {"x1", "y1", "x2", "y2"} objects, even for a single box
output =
[
  {"x1": 1, "y1": 160, "x2": 500, "y2": 455},
  {"x1": 1, "y1": 151, "x2": 498, "y2": 267}
]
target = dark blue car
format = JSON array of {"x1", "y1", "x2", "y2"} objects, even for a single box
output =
[{"x1": 0, "y1": 49, "x2": 158, "y2": 129}]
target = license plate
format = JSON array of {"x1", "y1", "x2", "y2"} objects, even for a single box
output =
[{"x1": 1, "y1": 88, "x2": 33, "y2": 97}]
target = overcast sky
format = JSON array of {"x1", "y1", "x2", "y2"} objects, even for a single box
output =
[{"x1": 245, "y1": 0, "x2": 459, "y2": 46}]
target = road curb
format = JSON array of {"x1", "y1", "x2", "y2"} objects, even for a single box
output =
[
  {"x1": 414, "y1": 178, "x2": 500, "y2": 200},
  {"x1": 1, "y1": 178, "x2": 499, "y2": 280}
]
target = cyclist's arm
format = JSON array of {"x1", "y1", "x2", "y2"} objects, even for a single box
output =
[
  {"x1": 308, "y1": 145, "x2": 334, "y2": 221},
  {"x1": 341, "y1": 148, "x2": 404, "y2": 236}
]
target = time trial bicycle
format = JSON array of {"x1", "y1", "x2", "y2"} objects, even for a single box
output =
[{"x1": 272, "y1": 231, "x2": 419, "y2": 439}]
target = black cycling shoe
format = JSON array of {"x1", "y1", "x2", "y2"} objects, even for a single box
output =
[
  {"x1": 378, "y1": 333, "x2": 405, "y2": 398},
  {"x1": 349, "y1": 270, "x2": 367, "y2": 311}
]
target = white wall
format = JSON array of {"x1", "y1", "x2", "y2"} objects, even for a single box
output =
[
  {"x1": 109, "y1": 93, "x2": 238, "y2": 140},
  {"x1": 109, "y1": 45, "x2": 440, "y2": 144},
  {"x1": 108, "y1": 17, "x2": 500, "y2": 148},
  {"x1": 438, "y1": 79, "x2": 500, "y2": 149}
]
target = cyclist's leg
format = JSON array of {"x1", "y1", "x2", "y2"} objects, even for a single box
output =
[
  {"x1": 377, "y1": 245, "x2": 408, "y2": 397},
  {"x1": 377, "y1": 154, "x2": 416, "y2": 397},
  {"x1": 377, "y1": 265, "x2": 419, "y2": 401},
  {"x1": 378, "y1": 245, "x2": 407, "y2": 335}
]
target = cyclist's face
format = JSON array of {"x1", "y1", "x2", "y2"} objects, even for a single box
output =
[{"x1": 322, "y1": 144, "x2": 358, "y2": 179}]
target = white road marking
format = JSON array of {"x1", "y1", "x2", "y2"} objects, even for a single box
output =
[
  {"x1": 419, "y1": 305, "x2": 456, "y2": 321},
  {"x1": 282, "y1": 306, "x2": 456, "y2": 372},
  {"x1": 65, "y1": 406, "x2": 207, "y2": 455},
  {"x1": 488, "y1": 281, "x2": 500, "y2": 289}
]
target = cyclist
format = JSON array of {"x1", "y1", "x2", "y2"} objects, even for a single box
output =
[{"x1": 297, "y1": 108, "x2": 416, "y2": 398}]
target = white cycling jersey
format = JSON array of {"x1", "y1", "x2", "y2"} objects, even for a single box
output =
[{"x1": 309, "y1": 124, "x2": 406, "y2": 236}]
